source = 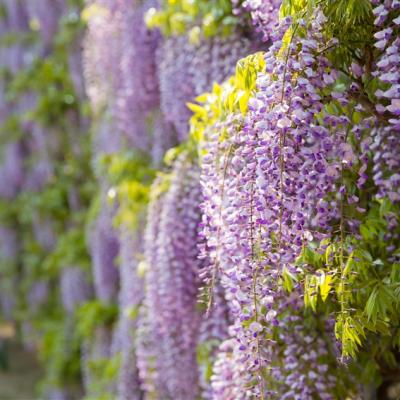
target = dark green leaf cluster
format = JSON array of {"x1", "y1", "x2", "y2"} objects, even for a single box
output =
[{"x1": 75, "y1": 300, "x2": 118, "y2": 340}]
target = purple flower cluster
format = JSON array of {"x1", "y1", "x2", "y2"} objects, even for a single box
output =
[
  {"x1": 68, "y1": 38, "x2": 87, "y2": 104},
  {"x1": 83, "y1": 0, "x2": 176, "y2": 157},
  {"x1": 0, "y1": 142, "x2": 24, "y2": 199},
  {"x1": 370, "y1": 0, "x2": 400, "y2": 202},
  {"x1": 111, "y1": 226, "x2": 144, "y2": 400},
  {"x1": 240, "y1": 0, "x2": 282, "y2": 42},
  {"x1": 1, "y1": 0, "x2": 29, "y2": 35},
  {"x1": 139, "y1": 153, "x2": 203, "y2": 399},
  {"x1": 114, "y1": 0, "x2": 161, "y2": 150},
  {"x1": 188, "y1": 35, "x2": 254, "y2": 99},
  {"x1": 200, "y1": 12, "x2": 362, "y2": 398},
  {"x1": 159, "y1": 34, "x2": 253, "y2": 140},
  {"x1": 158, "y1": 36, "x2": 198, "y2": 140},
  {"x1": 373, "y1": 0, "x2": 400, "y2": 129},
  {"x1": 23, "y1": 123, "x2": 56, "y2": 191},
  {"x1": 136, "y1": 177, "x2": 166, "y2": 397},
  {"x1": 60, "y1": 267, "x2": 92, "y2": 314},
  {"x1": 210, "y1": 337, "x2": 250, "y2": 399},
  {"x1": 88, "y1": 196, "x2": 120, "y2": 305},
  {"x1": 198, "y1": 283, "x2": 231, "y2": 399},
  {"x1": 83, "y1": 0, "x2": 120, "y2": 114},
  {"x1": 26, "y1": 0, "x2": 66, "y2": 50},
  {"x1": 270, "y1": 295, "x2": 339, "y2": 400},
  {"x1": 201, "y1": 103, "x2": 279, "y2": 395}
]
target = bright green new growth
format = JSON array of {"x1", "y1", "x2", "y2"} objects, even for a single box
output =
[{"x1": 145, "y1": 0, "x2": 241, "y2": 40}]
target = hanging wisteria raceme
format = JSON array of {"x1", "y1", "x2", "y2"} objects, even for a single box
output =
[
  {"x1": 114, "y1": 0, "x2": 163, "y2": 150},
  {"x1": 150, "y1": 110, "x2": 177, "y2": 166},
  {"x1": 119, "y1": 0, "x2": 160, "y2": 112},
  {"x1": 158, "y1": 35, "x2": 197, "y2": 141},
  {"x1": 83, "y1": 0, "x2": 120, "y2": 114},
  {"x1": 0, "y1": 1, "x2": 38, "y2": 357},
  {"x1": 201, "y1": 107, "x2": 272, "y2": 397},
  {"x1": 0, "y1": 0, "x2": 26, "y2": 321},
  {"x1": 159, "y1": 34, "x2": 254, "y2": 141},
  {"x1": 26, "y1": 0, "x2": 66, "y2": 51},
  {"x1": 373, "y1": 0, "x2": 400, "y2": 128},
  {"x1": 82, "y1": 1, "x2": 125, "y2": 395},
  {"x1": 83, "y1": 1, "x2": 124, "y2": 155},
  {"x1": 23, "y1": 122, "x2": 57, "y2": 192},
  {"x1": 60, "y1": 267, "x2": 92, "y2": 314},
  {"x1": 136, "y1": 177, "x2": 166, "y2": 398},
  {"x1": 111, "y1": 225, "x2": 144, "y2": 400},
  {"x1": 88, "y1": 195, "x2": 119, "y2": 305},
  {"x1": 83, "y1": 190, "x2": 120, "y2": 394},
  {"x1": 86, "y1": 59, "x2": 121, "y2": 341},
  {"x1": 268, "y1": 295, "x2": 341, "y2": 399},
  {"x1": 84, "y1": 57, "x2": 121, "y2": 400},
  {"x1": 0, "y1": 0, "x2": 32, "y2": 326},
  {"x1": 0, "y1": 226, "x2": 19, "y2": 320},
  {"x1": 370, "y1": 126, "x2": 400, "y2": 202},
  {"x1": 86, "y1": 0, "x2": 177, "y2": 162},
  {"x1": 199, "y1": 11, "x2": 375, "y2": 397},
  {"x1": 232, "y1": 0, "x2": 282, "y2": 42},
  {"x1": 84, "y1": 0, "x2": 169, "y2": 162},
  {"x1": 370, "y1": 0, "x2": 400, "y2": 204},
  {"x1": 197, "y1": 283, "x2": 231, "y2": 400},
  {"x1": 0, "y1": 142, "x2": 24, "y2": 200},
  {"x1": 210, "y1": 336, "x2": 250, "y2": 399},
  {"x1": 1, "y1": 0, "x2": 29, "y2": 34},
  {"x1": 139, "y1": 153, "x2": 203, "y2": 399},
  {"x1": 68, "y1": 15, "x2": 88, "y2": 106},
  {"x1": 27, "y1": 279, "x2": 49, "y2": 314},
  {"x1": 188, "y1": 34, "x2": 254, "y2": 99}
]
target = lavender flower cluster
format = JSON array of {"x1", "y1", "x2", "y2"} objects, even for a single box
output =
[
  {"x1": 139, "y1": 154, "x2": 203, "y2": 399},
  {"x1": 159, "y1": 34, "x2": 254, "y2": 140},
  {"x1": 239, "y1": 0, "x2": 282, "y2": 42},
  {"x1": 371, "y1": 0, "x2": 400, "y2": 202}
]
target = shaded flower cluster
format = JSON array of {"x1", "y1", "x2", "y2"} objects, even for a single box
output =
[
  {"x1": 240, "y1": 0, "x2": 282, "y2": 42},
  {"x1": 159, "y1": 34, "x2": 253, "y2": 140},
  {"x1": 140, "y1": 153, "x2": 203, "y2": 399}
]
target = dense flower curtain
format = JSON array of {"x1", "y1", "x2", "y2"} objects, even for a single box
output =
[{"x1": 0, "y1": 0, "x2": 399, "y2": 399}]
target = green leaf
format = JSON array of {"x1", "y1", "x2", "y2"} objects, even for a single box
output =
[
  {"x1": 360, "y1": 224, "x2": 374, "y2": 240},
  {"x1": 304, "y1": 274, "x2": 318, "y2": 311},
  {"x1": 318, "y1": 271, "x2": 335, "y2": 302},
  {"x1": 379, "y1": 198, "x2": 392, "y2": 217},
  {"x1": 365, "y1": 284, "x2": 396, "y2": 324},
  {"x1": 343, "y1": 252, "x2": 355, "y2": 276},
  {"x1": 238, "y1": 91, "x2": 250, "y2": 114},
  {"x1": 282, "y1": 267, "x2": 297, "y2": 293},
  {"x1": 325, "y1": 243, "x2": 334, "y2": 265},
  {"x1": 187, "y1": 102, "x2": 207, "y2": 116}
]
